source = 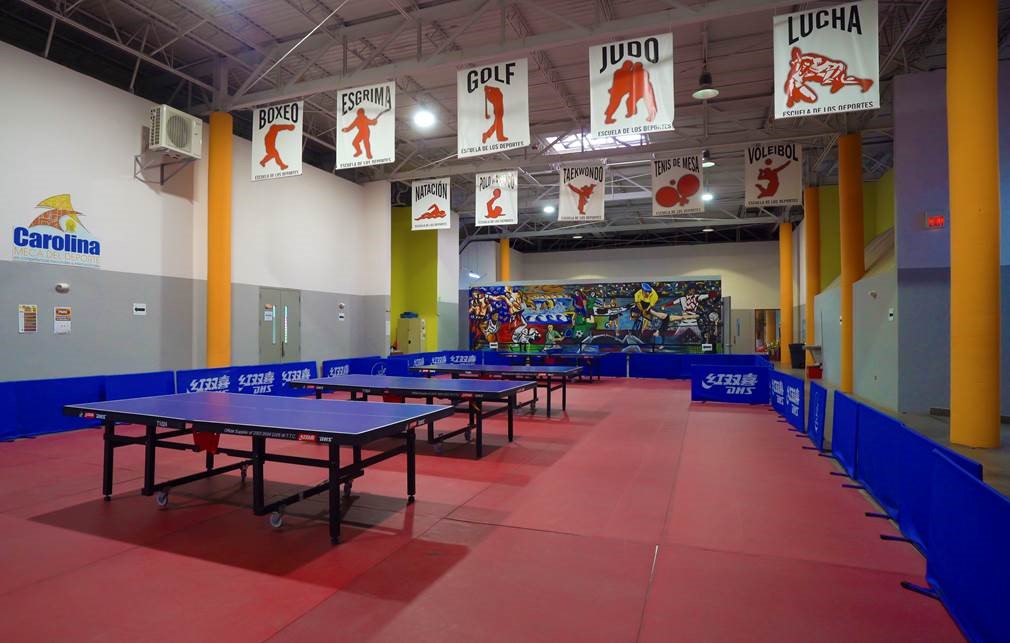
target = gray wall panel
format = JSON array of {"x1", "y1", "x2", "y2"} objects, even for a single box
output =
[
  {"x1": 897, "y1": 267, "x2": 949, "y2": 414},
  {"x1": 853, "y1": 271, "x2": 898, "y2": 410},
  {"x1": 437, "y1": 300, "x2": 459, "y2": 350}
]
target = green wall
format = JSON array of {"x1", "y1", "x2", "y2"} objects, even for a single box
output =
[{"x1": 390, "y1": 207, "x2": 439, "y2": 352}]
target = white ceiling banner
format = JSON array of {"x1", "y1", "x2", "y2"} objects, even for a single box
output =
[
  {"x1": 558, "y1": 163, "x2": 605, "y2": 222},
  {"x1": 457, "y1": 59, "x2": 530, "y2": 159},
  {"x1": 652, "y1": 154, "x2": 704, "y2": 217},
  {"x1": 744, "y1": 144, "x2": 804, "y2": 208},
  {"x1": 411, "y1": 177, "x2": 451, "y2": 231},
  {"x1": 335, "y1": 81, "x2": 395, "y2": 170},
  {"x1": 773, "y1": 0, "x2": 879, "y2": 119},
  {"x1": 589, "y1": 33, "x2": 675, "y2": 139},
  {"x1": 251, "y1": 101, "x2": 303, "y2": 181},
  {"x1": 474, "y1": 171, "x2": 518, "y2": 227}
]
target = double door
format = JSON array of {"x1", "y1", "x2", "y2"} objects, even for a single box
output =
[{"x1": 259, "y1": 288, "x2": 301, "y2": 363}]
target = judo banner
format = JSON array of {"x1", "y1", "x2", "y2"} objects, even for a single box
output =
[
  {"x1": 335, "y1": 81, "x2": 395, "y2": 169},
  {"x1": 744, "y1": 143, "x2": 803, "y2": 207},
  {"x1": 475, "y1": 171, "x2": 518, "y2": 227},
  {"x1": 252, "y1": 101, "x2": 302, "y2": 181},
  {"x1": 774, "y1": 0, "x2": 879, "y2": 119},
  {"x1": 690, "y1": 364, "x2": 770, "y2": 405},
  {"x1": 589, "y1": 34, "x2": 675, "y2": 138},
  {"x1": 559, "y1": 163, "x2": 605, "y2": 222},
  {"x1": 411, "y1": 177, "x2": 451, "y2": 231},
  {"x1": 457, "y1": 59, "x2": 530, "y2": 158},
  {"x1": 652, "y1": 154, "x2": 703, "y2": 216}
]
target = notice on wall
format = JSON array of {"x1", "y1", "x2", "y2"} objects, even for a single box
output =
[
  {"x1": 474, "y1": 171, "x2": 518, "y2": 227},
  {"x1": 558, "y1": 163, "x2": 606, "y2": 222},
  {"x1": 54, "y1": 306, "x2": 72, "y2": 335},
  {"x1": 251, "y1": 101, "x2": 303, "y2": 180},
  {"x1": 457, "y1": 59, "x2": 530, "y2": 158},
  {"x1": 335, "y1": 81, "x2": 396, "y2": 169},
  {"x1": 589, "y1": 33, "x2": 675, "y2": 138},
  {"x1": 652, "y1": 154, "x2": 704, "y2": 216},
  {"x1": 744, "y1": 143, "x2": 803, "y2": 207},
  {"x1": 411, "y1": 177, "x2": 452, "y2": 231},
  {"x1": 18, "y1": 304, "x2": 38, "y2": 334}
]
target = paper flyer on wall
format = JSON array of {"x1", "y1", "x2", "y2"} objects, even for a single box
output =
[
  {"x1": 589, "y1": 33, "x2": 675, "y2": 138},
  {"x1": 251, "y1": 101, "x2": 303, "y2": 180},
  {"x1": 744, "y1": 143, "x2": 803, "y2": 207},
  {"x1": 335, "y1": 81, "x2": 396, "y2": 169},
  {"x1": 652, "y1": 154, "x2": 704, "y2": 216},
  {"x1": 54, "y1": 306, "x2": 72, "y2": 335},
  {"x1": 18, "y1": 304, "x2": 38, "y2": 334},
  {"x1": 558, "y1": 163, "x2": 605, "y2": 222},
  {"x1": 411, "y1": 177, "x2": 452, "y2": 231},
  {"x1": 457, "y1": 59, "x2": 530, "y2": 159},
  {"x1": 474, "y1": 171, "x2": 518, "y2": 227}
]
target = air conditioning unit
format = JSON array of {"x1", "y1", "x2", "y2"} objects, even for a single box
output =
[{"x1": 149, "y1": 105, "x2": 203, "y2": 159}]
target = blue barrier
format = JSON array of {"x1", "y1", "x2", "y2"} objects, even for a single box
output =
[
  {"x1": 690, "y1": 364, "x2": 770, "y2": 405},
  {"x1": 105, "y1": 371, "x2": 175, "y2": 400},
  {"x1": 13, "y1": 375, "x2": 105, "y2": 436},
  {"x1": 273, "y1": 361, "x2": 318, "y2": 396},
  {"x1": 831, "y1": 391, "x2": 859, "y2": 477},
  {"x1": 176, "y1": 366, "x2": 232, "y2": 393},
  {"x1": 629, "y1": 353, "x2": 688, "y2": 379},
  {"x1": 927, "y1": 450, "x2": 1010, "y2": 643},
  {"x1": 0, "y1": 382, "x2": 17, "y2": 440},
  {"x1": 769, "y1": 370, "x2": 804, "y2": 430},
  {"x1": 806, "y1": 382, "x2": 828, "y2": 450},
  {"x1": 595, "y1": 353, "x2": 628, "y2": 377},
  {"x1": 321, "y1": 356, "x2": 383, "y2": 377},
  {"x1": 855, "y1": 404, "x2": 905, "y2": 520}
]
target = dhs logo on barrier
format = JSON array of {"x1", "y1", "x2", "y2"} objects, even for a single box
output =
[
  {"x1": 238, "y1": 370, "x2": 275, "y2": 394},
  {"x1": 431, "y1": 356, "x2": 447, "y2": 365},
  {"x1": 701, "y1": 372, "x2": 760, "y2": 396},
  {"x1": 12, "y1": 194, "x2": 101, "y2": 268},
  {"x1": 327, "y1": 365, "x2": 350, "y2": 377},
  {"x1": 189, "y1": 375, "x2": 231, "y2": 392},
  {"x1": 771, "y1": 379, "x2": 786, "y2": 405},
  {"x1": 786, "y1": 384, "x2": 802, "y2": 417},
  {"x1": 450, "y1": 354, "x2": 477, "y2": 364},
  {"x1": 282, "y1": 367, "x2": 312, "y2": 382}
]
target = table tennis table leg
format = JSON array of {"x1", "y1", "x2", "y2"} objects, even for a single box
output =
[
  {"x1": 205, "y1": 451, "x2": 215, "y2": 472},
  {"x1": 406, "y1": 429, "x2": 416, "y2": 501},
  {"x1": 562, "y1": 376, "x2": 568, "y2": 411},
  {"x1": 143, "y1": 424, "x2": 156, "y2": 496},
  {"x1": 315, "y1": 388, "x2": 323, "y2": 400},
  {"x1": 546, "y1": 376, "x2": 553, "y2": 418},
  {"x1": 102, "y1": 420, "x2": 115, "y2": 501},
  {"x1": 475, "y1": 400, "x2": 484, "y2": 459},
  {"x1": 328, "y1": 441, "x2": 341, "y2": 545},
  {"x1": 507, "y1": 394, "x2": 515, "y2": 442},
  {"x1": 252, "y1": 436, "x2": 265, "y2": 515}
]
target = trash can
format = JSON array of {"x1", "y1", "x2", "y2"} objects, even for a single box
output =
[{"x1": 788, "y1": 343, "x2": 806, "y2": 369}]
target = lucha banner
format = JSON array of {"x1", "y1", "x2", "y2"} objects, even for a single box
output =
[
  {"x1": 411, "y1": 177, "x2": 451, "y2": 231},
  {"x1": 252, "y1": 101, "x2": 303, "y2": 180},
  {"x1": 335, "y1": 81, "x2": 395, "y2": 169},
  {"x1": 558, "y1": 163, "x2": 605, "y2": 222},
  {"x1": 652, "y1": 155, "x2": 704, "y2": 216},
  {"x1": 475, "y1": 171, "x2": 518, "y2": 227},
  {"x1": 744, "y1": 143, "x2": 803, "y2": 207},
  {"x1": 589, "y1": 33, "x2": 675, "y2": 138},
  {"x1": 774, "y1": 0, "x2": 879, "y2": 119},
  {"x1": 457, "y1": 59, "x2": 530, "y2": 158}
]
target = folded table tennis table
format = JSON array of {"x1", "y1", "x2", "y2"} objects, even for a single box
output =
[
  {"x1": 498, "y1": 351, "x2": 607, "y2": 381},
  {"x1": 63, "y1": 392, "x2": 453, "y2": 544},
  {"x1": 409, "y1": 363, "x2": 581, "y2": 417}
]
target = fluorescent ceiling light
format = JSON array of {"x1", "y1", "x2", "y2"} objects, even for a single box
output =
[
  {"x1": 702, "y1": 227, "x2": 715, "y2": 233},
  {"x1": 467, "y1": 272, "x2": 481, "y2": 279},
  {"x1": 413, "y1": 108, "x2": 436, "y2": 128},
  {"x1": 543, "y1": 205, "x2": 556, "y2": 214},
  {"x1": 702, "y1": 193, "x2": 714, "y2": 202}
]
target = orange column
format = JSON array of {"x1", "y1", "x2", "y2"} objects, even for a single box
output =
[
  {"x1": 778, "y1": 220, "x2": 794, "y2": 366},
  {"x1": 804, "y1": 187, "x2": 821, "y2": 364},
  {"x1": 499, "y1": 238, "x2": 511, "y2": 281},
  {"x1": 838, "y1": 133, "x2": 864, "y2": 393},
  {"x1": 948, "y1": 0, "x2": 1001, "y2": 447},
  {"x1": 207, "y1": 112, "x2": 232, "y2": 367}
]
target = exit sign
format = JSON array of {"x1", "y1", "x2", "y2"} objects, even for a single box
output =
[{"x1": 924, "y1": 213, "x2": 946, "y2": 230}]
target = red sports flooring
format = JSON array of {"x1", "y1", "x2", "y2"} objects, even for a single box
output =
[{"x1": 0, "y1": 379, "x2": 963, "y2": 642}]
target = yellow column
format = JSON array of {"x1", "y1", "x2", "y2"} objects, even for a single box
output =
[
  {"x1": 838, "y1": 133, "x2": 865, "y2": 393},
  {"x1": 804, "y1": 187, "x2": 821, "y2": 364},
  {"x1": 207, "y1": 112, "x2": 232, "y2": 367},
  {"x1": 948, "y1": 0, "x2": 1001, "y2": 448},
  {"x1": 779, "y1": 220, "x2": 794, "y2": 366},
  {"x1": 499, "y1": 238, "x2": 511, "y2": 281}
]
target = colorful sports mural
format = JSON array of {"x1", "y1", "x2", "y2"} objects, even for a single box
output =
[{"x1": 468, "y1": 279, "x2": 723, "y2": 353}]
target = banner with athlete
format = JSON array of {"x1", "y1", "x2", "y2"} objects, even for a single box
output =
[
  {"x1": 652, "y1": 154, "x2": 704, "y2": 216},
  {"x1": 335, "y1": 81, "x2": 395, "y2": 169},
  {"x1": 411, "y1": 177, "x2": 451, "y2": 231},
  {"x1": 744, "y1": 143, "x2": 803, "y2": 207},
  {"x1": 474, "y1": 171, "x2": 518, "y2": 227},
  {"x1": 589, "y1": 33, "x2": 675, "y2": 138},
  {"x1": 457, "y1": 59, "x2": 530, "y2": 158},
  {"x1": 558, "y1": 163, "x2": 605, "y2": 222},
  {"x1": 251, "y1": 101, "x2": 303, "y2": 181},
  {"x1": 774, "y1": 0, "x2": 879, "y2": 119}
]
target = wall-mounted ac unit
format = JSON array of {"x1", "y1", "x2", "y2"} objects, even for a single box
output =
[{"x1": 149, "y1": 105, "x2": 203, "y2": 159}]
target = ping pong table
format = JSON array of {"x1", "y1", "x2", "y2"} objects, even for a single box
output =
[
  {"x1": 499, "y1": 351, "x2": 607, "y2": 381},
  {"x1": 289, "y1": 375, "x2": 536, "y2": 459},
  {"x1": 409, "y1": 363, "x2": 581, "y2": 418},
  {"x1": 63, "y1": 392, "x2": 453, "y2": 544}
]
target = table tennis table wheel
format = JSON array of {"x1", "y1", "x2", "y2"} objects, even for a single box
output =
[
  {"x1": 343, "y1": 481, "x2": 352, "y2": 498},
  {"x1": 239, "y1": 464, "x2": 248, "y2": 484},
  {"x1": 155, "y1": 490, "x2": 169, "y2": 507},
  {"x1": 433, "y1": 440, "x2": 444, "y2": 454},
  {"x1": 269, "y1": 511, "x2": 284, "y2": 529},
  {"x1": 464, "y1": 430, "x2": 472, "y2": 443}
]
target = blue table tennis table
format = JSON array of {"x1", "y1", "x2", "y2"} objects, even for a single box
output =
[
  {"x1": 499, "y1": 351, "x2": 607, "y2": 381},
  {"x1": 289, "y1": 375, "x2": 536, "y2": 459},
  {"x1": 409, "y1": 363, "x2": 582, "y2": 417},
  {"x1": 63, "y1": 392, "x2": 453, "y2": 544}
]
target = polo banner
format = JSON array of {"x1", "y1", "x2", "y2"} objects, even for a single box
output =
[
  {"x1": 559, "y1": 163, "x2": 605, "y2": 222},
  {"x1": 691, "y1": 364, "x2": 770, "y2": 405},
  {"x1": 12, "y1": 194, "x2": 101, "y2": 268},
  {"x1": 774, "y1": 0, "x2": 879, "y2": 119},
  {"x1": 652, "y1": 155, "x2": 704, "y2": 216},
  {"x1": 335, "y1": 81, "x2": 395, "y2": 169},
  {"x1": 457, "y1": 59, "x2": 530, "y2": 158},
  {"x1": 589, "y1": 33, "x2": 675, "y2": 138},
  {"x1": 744, "y1": 143, "x2": 803, "y2": 207},
  {"x1": 252, "y1": 101, "x2": 303, "y2": 180},
  {"x1": 475, "y1": 171, "x2": 518, "y2": 227},
  {"x1": 412, "y1": 177, "x2": 451, "y2": 231}
]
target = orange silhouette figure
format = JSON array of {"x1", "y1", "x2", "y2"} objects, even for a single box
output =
[
  {"x1": 485, "y1": 188, "x2": 505, "y2": 219},
  {"x1": 567, "y1": 183, "x2": 596, "y2": 215},
  {"x1": 342, "y1": 108, "x2": 380, "y2": 159},
  {"x1": 755, "y1": 159, "x2": 791, "y2": 198},
  {"x1": 784, "y1": 47, "x2": 873, "y2": 108},
  {"x1": 415, "y1": 203, "x2": 447, "y2": 220},
  {"x1": 604, "y1": 61, "x2": 657, "y2": 124},
  {"x1": 482, "y1": 85, "x2": 508, "y2": 144},
  {"x1": 260, "y1": 123, "x2": 296, "y2": 170}
]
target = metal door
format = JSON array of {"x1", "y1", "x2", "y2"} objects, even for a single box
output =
[{"x1": 259, "y1": 288, "x2": 301, "y2": 363}]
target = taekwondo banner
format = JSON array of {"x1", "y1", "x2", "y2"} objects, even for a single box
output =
[
  {"x1": 335, "y1": 81, "x2": 395, "y2": 169},
  {"x1": 457, "y1": 59, "x2": 530, "y2": 159},
  {"x1": 251, "y1": 101, "x2": 303, "y2": 181},
  {"x1": 652, "y1": 154, "x2": 704, "y2": 216},
  {"x1": 589, "y1": 33, "x2": 675, "y2": 138},
  {"x1": 744, "y1": 143, "x2": 803, "y2": 207},
  {"x1": 558, "y1": 163, "x2": 605, "y2": 222},
  {"x1": 774, "y1": 0, "x2": 879, "y2": 119},
  {"x1": 411, "y1": 177, "x2": 451, "y2": 231},
  {"x1": 475, "y1": 171, "x2": 518, "y2": 227}
]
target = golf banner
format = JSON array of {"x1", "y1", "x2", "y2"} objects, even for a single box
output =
[
  {"x1": 475, "y1": 171, "x2": 518, "y2": 227},
  {"x1": 558, "y1": 163, "x2": 605, "y2": 222},
  {"x1": 251, "y1": 101, "x2": 303, "y2": 181},
  {"x1": 652, "y1": 154, "x2": 704, "y2": 216},
  {"x1": 457, "y1": 59, "x2": 530, "y2": 159},
  {"x1": 589, "y1": 33, "x2": 675, "y2": 138},
  {"x1": 774, "y1": 0, "x2": 879, "y2": 119},
  {"x1": 744, "y1": 143, "x2": 803, "y2": 207},
  {"x1": 335, "y1": 81, "x2": 395, "y2": 169},
  {"x1": 411, "y1": 177, "x2": 451, "y2": 231}
]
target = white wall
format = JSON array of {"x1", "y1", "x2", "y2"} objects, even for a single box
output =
[
  {"x1": 437, "y1": 217, "x2": 460, "y2": 304},
  {"x1": 459, "y1": 240, "x2": 499, "y2": 289}
]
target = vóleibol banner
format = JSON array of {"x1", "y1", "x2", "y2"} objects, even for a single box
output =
[
  {"x1": 412, "y1": 177, "x2": 451, "y2": 231},
  {"x1": 774, "y1": 0, "x2": 879, "y2": 119},
  {"x1": 559, "y1": 163, "x2": 605, "y2": 222},
  {"x1": 475, "y1": 171, "x2": 518, "y2": 227},
  {"x1": 457, "y1": 59, "x2": 530, "y2": 159},
  {"x1": 652, "y1": 155, "x2": 704, "y2": 216},
  {"x1": 744, "y1": 143, "x2": 803, "y2": 207},
  {"x1": 589, "y1": 33, "x2": 675, "y2": 138},
  {"x1": 335, "y1": 81, "x2": 395, "y2": 169},
  {"x1": 252, "y1": 101, "x2": 303, "y2": 180},
  {"x1": 11, "y1": 194, "x2": 100, "y2": 268}
]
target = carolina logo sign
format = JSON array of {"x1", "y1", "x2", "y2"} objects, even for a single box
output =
[
  {"x1": 336, "y1": 81, "x2": 396, "y2": 169},
  {"x1": 457, "y1": 59, "x2": 530, "y2": 158},
  {"x1": 252, "y1": 101, "x2": 303, "y2": 180},
  {"x1": 589, "y1": 34, "x2": 675, "y2": 138},
  {"x1": 11, "y1": 194, "x2": 101, "y2": 268},
  {"x1": 475, "y1": 171, "x2": 518, "y2": 227},
  {"x1": 652, "y1": 155, "x2": 704, "y2": 216},
  {"x1": 744, "y1": 144, "x2": 803, "y2": 207},
  {"x1": 559, "y1": 164, "x2": 605, "y2": 222},
  {"x1": 412, "y1": 177, "x2": 451, "y2": 231}
]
